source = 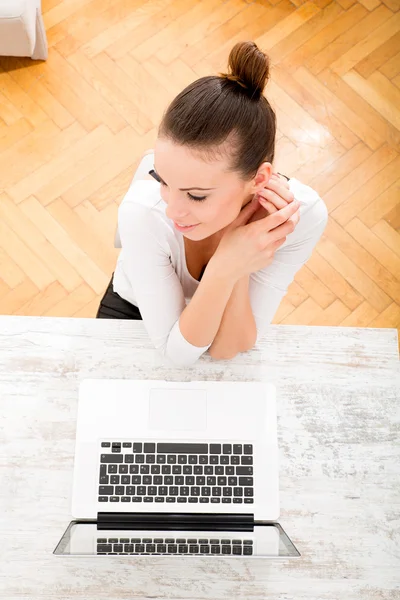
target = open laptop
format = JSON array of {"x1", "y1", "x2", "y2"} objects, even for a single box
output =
[{"x1": 54, "y1": 378, "x2": 299, "y2": 558}]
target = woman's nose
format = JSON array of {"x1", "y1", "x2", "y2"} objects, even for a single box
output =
[{"x1": 165, "y1": 193, "x2": 190, "y2": 221}]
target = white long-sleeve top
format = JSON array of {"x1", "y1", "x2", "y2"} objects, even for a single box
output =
[{"x1": 113, "y1": 178, "x2": 328, "y2": 367}]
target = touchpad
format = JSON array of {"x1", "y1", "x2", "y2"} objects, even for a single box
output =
[{"x1": 148, "y1": 388, "x2": 207, "y2": 431}]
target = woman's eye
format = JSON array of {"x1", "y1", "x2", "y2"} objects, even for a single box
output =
[{"x1": 188, "y1": 193, "x2": 206, "y2": 202}]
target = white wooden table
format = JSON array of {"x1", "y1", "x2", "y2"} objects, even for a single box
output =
[{"x1": 1, "y1": 315, "x2": 399, "y2": 600}]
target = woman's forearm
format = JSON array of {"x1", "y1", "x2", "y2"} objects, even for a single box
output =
[
  {"x1": 208, "y1": 275, "x2": 257, "y2": 360},
  {"x1": 178, "y1": 260, "x2": 237, "y2": 349}
]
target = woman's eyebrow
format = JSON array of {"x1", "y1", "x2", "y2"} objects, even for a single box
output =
[{"x1": 151, "y1": 168, "x2": 216, "y2": 191}]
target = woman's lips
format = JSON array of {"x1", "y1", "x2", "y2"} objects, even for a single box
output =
[{"x1": 173, "y1": 222, "x2": 200, "y2": 232}]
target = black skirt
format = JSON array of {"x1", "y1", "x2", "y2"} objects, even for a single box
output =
[{"x1": 96, "y1": 274, "x2": 142, "y2": 320}]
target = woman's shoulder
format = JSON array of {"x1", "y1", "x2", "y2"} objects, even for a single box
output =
[
  {"x1": 119, "y1": 179, "x2": 163, "y2": 212},
  {"x1": 118, "y1": 179, "x2": 169, "y2": 229}
]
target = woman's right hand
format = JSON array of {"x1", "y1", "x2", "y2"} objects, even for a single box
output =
[{"x1": 211, "y1": 198, "x2": 301, "y2": 282}]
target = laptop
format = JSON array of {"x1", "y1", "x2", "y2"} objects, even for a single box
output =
[{"x1": 53, "y1": 378, "x2": 299, "y2": 558}]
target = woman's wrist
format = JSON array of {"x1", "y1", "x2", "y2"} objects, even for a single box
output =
[{"x1": 206, "y1": 252, "x2": 241, "y2": 286}]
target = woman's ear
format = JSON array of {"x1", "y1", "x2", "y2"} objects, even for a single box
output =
[{"x1": 253, "y1": 162, "x2": 272, "y2": 193}]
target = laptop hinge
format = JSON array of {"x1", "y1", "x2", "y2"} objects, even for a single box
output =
[{"x1": 97, "y1": 512, "x2": 254, "y2": 532}]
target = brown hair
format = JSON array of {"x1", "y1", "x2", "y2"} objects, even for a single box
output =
[{"x1": 158, "y1": 41, "x2": 276, "y2": 181}]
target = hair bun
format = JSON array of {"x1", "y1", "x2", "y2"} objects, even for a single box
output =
[{"x1": 219, "y1": 41, "x2": 270, "y2": 99}]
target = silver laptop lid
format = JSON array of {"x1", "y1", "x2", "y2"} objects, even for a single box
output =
[{"x1": 54, "y1": 520, "x2": 300, "y2": 558}]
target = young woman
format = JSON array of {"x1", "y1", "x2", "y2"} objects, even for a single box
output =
[{"x1": 96, "y1": 41, "x2": 328, "y2": 366}]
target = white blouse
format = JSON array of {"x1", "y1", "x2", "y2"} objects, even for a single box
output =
[{"x1": 113, "y1": 178, "x2": 328, "y2": 366}]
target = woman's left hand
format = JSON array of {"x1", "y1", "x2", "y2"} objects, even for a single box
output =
[{"x1": 247, "y1": 173, "x2": 296, "y2": 224}]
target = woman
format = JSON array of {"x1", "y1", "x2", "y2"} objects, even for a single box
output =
[{"x1": 97, "y1": 41, "x2": 328, "y2": 366}]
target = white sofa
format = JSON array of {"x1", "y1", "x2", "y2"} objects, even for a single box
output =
[{"x1": 0, "y1": 0, "x2": 47, "y2": 59}]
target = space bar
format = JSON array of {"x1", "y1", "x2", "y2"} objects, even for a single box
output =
[{"x1": 157, "y1": 443, "x2": 208, "y2": 453}]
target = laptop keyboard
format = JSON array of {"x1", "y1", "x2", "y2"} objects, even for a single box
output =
[
  {"x1": 98, "y1": 441, "x2": 254, "y2": 504},
  {"x1": 96, "y1": 535, "x2": 253, "y2": 555}
]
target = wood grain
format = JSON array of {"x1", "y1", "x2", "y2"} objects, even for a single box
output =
[{"x1": 0, "y1": 0, "x2": 399, "y2": 342}]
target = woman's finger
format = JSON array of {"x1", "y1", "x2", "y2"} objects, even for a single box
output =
[
  {"x1": 253, "y1": 200, "x2": 300, "y2": 234},
  {"x1": 258, "y1": 188, "x2": 286, "y2": 210},
  {"x1": 268, "y1": 212, "x2": 300, "y2": 244},
  {"x1": 264, "y1": 177, "x2": 295, "y2": 204},
  {"x1": 257, "y1": 196, "x2": 278, "y2": 214}
]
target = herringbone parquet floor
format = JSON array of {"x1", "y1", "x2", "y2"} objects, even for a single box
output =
[{"x1": 0, "y1": 0, "x2": 399, "y2": 337}]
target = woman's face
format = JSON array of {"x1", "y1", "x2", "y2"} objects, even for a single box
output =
[{"x1": 153, "y1": 138, "x2": 272, "y2": 241}]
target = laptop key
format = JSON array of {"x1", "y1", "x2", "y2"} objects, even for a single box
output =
[
  {"x1": 177, "y1": 497, "x2": 187, "y2": 502},
  {"x1": 244, "y1": 498, "x2": 254, "y2": 503},
  {"x1": 239, "y1": 477, "x2": 253, "y2": 486},
  {"x1": 136, "y1": 454, "x2": 144, "y2": 463},
  {"x1": 144, "y1": 443, "x2": 155, "y2": 453},
  {"x1": 101, "y1": 442, "x2": 111, "y2": 448},
  {"x1": 223, "y1": 444, "x2": 232, "y2": 454},
  {"x1": 122, "y1": 442, "x2": 131, "y2": 448},
  {"x1": 222, "y1": 498, "x2": 232, "y2": 503},
  {"x1": 144, "y1": 497, "x2": 153, "y2": 502},
  {"x1": 155, "y1": 497, "x2": 165, "y2": 502},
  {"x1": 121, "y1": 476, "x2": 130, "y2": 484},
  {"x1": 241, "y1": 456, "x2": 253, "y2": 465},
  {"x1": 97, "y1": 544, "x2": 112, "y2": 552},
  {"x1": 132, "y1": 496, "x2": 142, "y2": 502},
  {"x1": 233, "y1": 444, "x2": 242, "y2": 454},
  {"x1": 110, "y1": 496, "x2": 120, "y2": 502},
  {"x1": 243, "y1": 546, "x2": 253, "y2": 554},
  {"x1": 166, "y1": 497, "x2": 176, "y2": 502},
  {"x1": 236, "y1": 466, "x2": 253, "y2": 476},
  {"x1": 222, "y1": 545, "x2": 231, "y2": 554},
  {"x1": 99, "y1": 486, "x2": 113, "y2": 495},
  {"x1": 188, "y1": 497, "x2": 198, "y2": 502},
  {"x1": 98, "y1": 496, "x2": 108, "y2": 502},
  {"x1": 210, "y1": 444, "x2": 221, "y2": 454},
  {"x1": 115, "y1": 486, "x2": 124, "y2": 495},
  {"x1": 121, "y1": 497, "x2": 131, "y2": 502},
  {"x1": 99, "y1": 475, "x2": 109, "y2": 484},
  {"x1": 244, "y1": 444, "x2": 253, "y2": 454},
  {"x1": 101, "y1": 454, "x2": 122, "y2": 463}
]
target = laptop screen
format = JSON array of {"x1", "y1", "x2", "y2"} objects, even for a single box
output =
[{"x1": 54, "y1": 521, "x2": 300, "y2": 557}]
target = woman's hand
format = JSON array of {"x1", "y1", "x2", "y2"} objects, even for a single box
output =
[
  {"x1": 247, "y1": 173, "x2": 295, "y2": 224},
  {"x1": 211, "y1": 195, "x2": 301, "y2": 282}
]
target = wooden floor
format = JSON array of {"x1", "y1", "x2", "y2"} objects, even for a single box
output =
[{"x1": 0, "y1": 0, "x2": 399, "y2": 338}]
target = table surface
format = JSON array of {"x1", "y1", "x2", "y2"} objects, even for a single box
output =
[{"x1": 1, "y1": 315, "x2": 399, "y2": 600}]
